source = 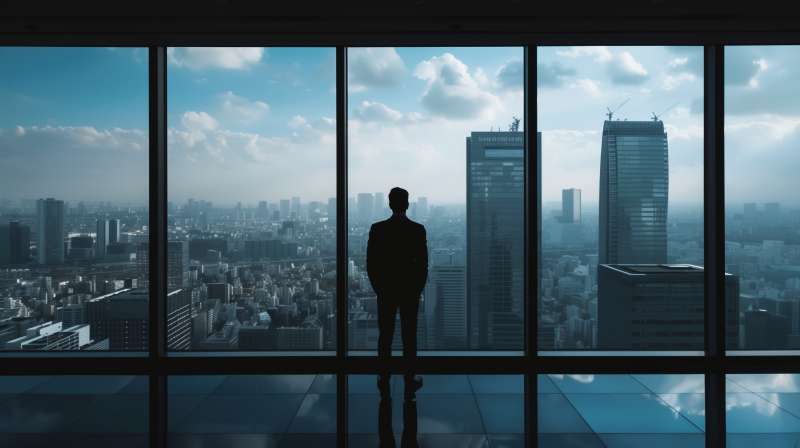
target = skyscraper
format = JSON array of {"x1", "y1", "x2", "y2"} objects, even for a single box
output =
[
  {"x1": 374, "y1": 193, "x2": 385, "y2": 219},
  {"x1": 96, "y1": 219, "x2": 120, "y2": 259},
  {"x1": 357, "y1": 193, "x2": 374, "y2": 221},
  {"x1": 599, "y1": 121, "x2": 668, "y2": 265},
  {"x1": 85, "y1": 289, "x2": 149, "y2": 350},
  {"x1": 167, "y1": 289, "x2": 192, "y2": 350},
  {"x1": 328, "y1": 198, "x2": 337, "y2": 221},
  {"x1": 417, "y1": 197, "x2": 427, "y2": 219},
  {"x1": 258, "y1": 201, "x2": 268, "y2": 220},
  {"x1": 37, "y1": 198, "x2": 65, "y2": 264},
  {"x1": 467, "y1": 131, "x2": 525, "y2": 349},
  {"x1": 279, "y1": 200, "x2": 290, "y2": 220},
  {"x1": 291, "y1": 197, "x2": 301, "y2": 218},
  {"x1": 0, "y1": 221, "x2": 31, "y2": 265},
  {"x1": 560, "y1": 189, "x2": 582, "y2": 247},
  {"x1": 167, "y1": 241, "x2": 189, "y2": 288}
]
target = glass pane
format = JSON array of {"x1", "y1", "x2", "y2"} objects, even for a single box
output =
[
  {"x1": 168, "y1": 374, "x2": 335, "y2": 446},
  {"x1": 0, "y1": 375, "x2": 148, "y2": 447},
  {"x1": 725, "y1": 46, "x2": 800, "y2": 352},
  {"x1": 538, "y1": 374, "x2": 705, "y2": 447},
  {"x1": 537, "y1": 46, "x2": 705, "y2": 352},
  {"x1": 727, "y1": 374, "x2": 800, "y2": 447},
  {"x1": 347, "y1": 47, "x2": 525, "y2": 351},
  {"x1": 166, "y1": 47, "x2": 337, "y2": 351},
  {"x1": 349, "y1": 374, "x2": 523, "y2": 446},
  {"x1": 0, "y1": 47, "x2": 149, "y2": 352}
]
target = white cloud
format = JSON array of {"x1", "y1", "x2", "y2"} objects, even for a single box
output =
[
  {"x1": 571, "y1": 78, "x2": 602, "y2": 97},
  {"x1": 556, "y1": 47, "x2": 648, "y2": 85},
  {"x1": 725, "y1": 119, "x2": 800, "y2": 141},
  {"x1": 750, "y1": 58, "x2": 769, "y2": 87},
  {"x1": 195, "y1": 78, "x2": 208, "y2": 84},
  {"x1": 167, "y1": 47, "x2": 265, "y2": 70},
  {"x1": 639, "y1": 88, "x2": 651, "y2": 93},
  {"x1": 494, "y1": 57, "x2": 524, "y2": 91},
  {"x1": 556, "y1": 46, "x2": 612, "y2": 60},
  {"x1": 412, "y1": 53, "x2": 505, "y2": 120},
  {"x1": 348, "y1": 48, "x2": 409, "y2": 92},
  {"x1": 351, "y1": 101, "x2": 425, "y2": 125},
  {"x1": 218, "y1": 91, "x2": 269, "y2": 124},
  {"x1": 287, "y1": 116, "x2": 307, "y2": 127},
  {"x1": 662, "y1": 73, "x2": 696, "y2": 90},
  {"x1": 665, "y1": 123, "x2": 704, "y2": 141},
  {"x1": 181, "y1": 111, "x2": 219, "y2": 131},
  {"x1": 667, "y1": 57, "x2": 688, "y2": 68}
]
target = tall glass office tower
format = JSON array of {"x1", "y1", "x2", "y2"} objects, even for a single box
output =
[
  {"x1": 599, "y1": 121, "x2": 669, "y2": 264},
  {"x1": 467, "y1": 131, "x2": 525, "y2": 349},
  {"x1": 36, "y1": 198, "x2": 65, "y2": 265}
]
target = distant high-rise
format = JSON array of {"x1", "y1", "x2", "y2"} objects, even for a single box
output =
[
  {"x1": 348, "y1": 198, "x2": 357, "y2": 218},
  {"x1": 167, "y1": 289, "x2": 192, "y2": 350},
  {"x1": 291, "y1": 197, "x2": 301, "y2": 218},
  {"x1": 561, "y1": 189, "x2": 581, "y2": 223},
  {"x1": 743, "y1": 203, "x2": 757, "y2": 222},
  {"x1": 96, "y1": 219, "x2": 120, "y2": 259},
  {"x1": 279, "y1": 200, "x2": 291, "y2": 220},
  {"x1": 764, "y1": 203, "x2": 780, "y2": 216},
  {"x1": 599, "y1": 121, "x2": 668, "y2": 264},
  {"x1": 37, "y1": 198, "x2": 65, "y2": 264},
  {"x1": 0, "y1": 221, "x2": 31, "y2": 265},
  {"x1": 357, "y1": 193, "x2": 374, "y2": 221},
  {"x1": 207, "y1": 283, "x2": 232, "y2": 304},
  {"x1": 328, "y1": 198, "x2": 337, "y2": 221},
  {"x1": 467, "y1": 131, "x2": 525, "y2": 349},
  {"x1": 418, "y1": 197, "x2": 427, "y2": 219},
  {"x1": 136, "y1": 235, "x2": 149, "y2": 289},
  {"x1": 258, "y1": 201, "x2": 268, "y2": 220},
  {"x1": 167, "y1": 241, "x2": 189, "y2": 288},
  {"x1": 430, "y1": 255, "x2": 467, "y2": 349},
  {"x1": 85, "y1": 289, "x2": 149, "y2": 350},
  {"x1": 374, "y1": 193, "x2": 385, "y2": 219},
  {"x1": 745, "y1": 307, "x2": 788, "y2": 350}
]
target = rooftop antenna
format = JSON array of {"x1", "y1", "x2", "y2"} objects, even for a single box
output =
[
  {"x1": 606, "y1": 98, "x2": 630, "y2": 121},
  {"x1": 652, "y1": 101, "x2": 681, "y2": 121}
]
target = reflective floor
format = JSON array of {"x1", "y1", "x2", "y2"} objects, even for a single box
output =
[
  {"x1": 348, "y1": 374, "x2": 525, "y2": 448},
  {"x1": 538, "y1": 374, "x2": 706, "y2": 448},
  {"x1": 168, "y1": 374, "x2": 337, "y2": 448},
  {"x1": 0, "y1": 375, "x2": 149, "y2": 448},
  {"x1": 727, "y1": 374, "x2": 800, "y2": 448}
]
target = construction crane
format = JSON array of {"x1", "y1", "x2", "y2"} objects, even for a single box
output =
[
  {"x1": 606, "y1": 98, "x2": 630, "y2": 121},
  {"x1": 652, "y1": 101, "x2": 681, "y2": 121}
]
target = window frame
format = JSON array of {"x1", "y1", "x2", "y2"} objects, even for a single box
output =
[{"x1": 1, "y1": 31, "x2": 798, "y2": 448}]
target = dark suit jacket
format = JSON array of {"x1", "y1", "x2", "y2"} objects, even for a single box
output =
[{"x1": 366, "y1": 214, "x2": 429, "y2": 298}]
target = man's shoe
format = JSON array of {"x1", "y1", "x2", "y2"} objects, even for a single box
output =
[{"x1": 403, "y1": 375, "x2": 423, "y2": 399}]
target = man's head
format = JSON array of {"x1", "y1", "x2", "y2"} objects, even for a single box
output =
[{"x1": 388, "y1": 187, "x2": 409, "y2": 212}]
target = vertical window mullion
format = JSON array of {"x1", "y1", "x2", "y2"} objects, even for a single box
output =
[
  {"x1": 525, "y1": 45, "x2": 536, "y2": 448},
  {"x1": 336, "y1": 45, "x2": 349, "y2": 448}
]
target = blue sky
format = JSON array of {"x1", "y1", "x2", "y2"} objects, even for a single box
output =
[
  {"x1": 0, "y1": 47, "x2": 149, "y2": 205},
  {"x1": 538, "y1": 46, "x2": 705, "y2": 207}
]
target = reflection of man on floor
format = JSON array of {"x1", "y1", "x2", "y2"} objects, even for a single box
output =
[{"x1": 367, "y1": 187, "x2": 428, "y2": 397}]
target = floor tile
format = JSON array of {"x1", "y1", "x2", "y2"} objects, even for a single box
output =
[
  {"x1": 347, "y1": 433, "x2": 386, "y2": 447},
  {"x1": 547, "y1": 374, "x2": 650, "y2": 394},
  {"x1": 25, "y1": 376, "x2": 137, "y2": 394},
  {"x1": 474, "y1": 394, "x2": 524, "y2": 433},
  {"x1": 168, "y1": 376, "x2": 228, "y2": 395},
  {"x1": 565, "y1": 393, "x2": 704, "y2": 434},
  {"x1": 655, "y1": 393, "x2": 706, "y2": 431},
  {"x1": 61, "y1": 395, "x2": 149, "y2": 433},
  {"x1": 468, "y1": 375, "x2": 523, "y2": 394},
  {"x1": 415, "y1": 433, "x2": 489, "y2": 448},
  {"x1": 0, "y1": 394, "x2": 18, "y2": 405},
  {"x1": 726, "y1": 392, "x2": 800, "y2": 433},
  {"x1": 537, "y1": 433, "x2": 606, "y2": 448},
  {"x1": 38, "y1": 433, "x2": 149, "y2": 448},
  {"x1": 278, "y1": 433, "x2": 336, "y2": 448},
  {"x1": 537, "y1": 375, "x2": 560, "y2": 393},
  {"x1": 0, "y1": 394, "x2": 111, "y2": 433},
  {"x1": 726, "y1": 433, "x2": 800, "y2": 448},
  {"x1": 117, "y1": 376, "x2": 149, "y2": 394},
  {"x1": 173, "y1": 394, "x2": 305, "y2": 434},
  {"x1": 537, "y1": 394, "x2": 594, "y2": 434},
  {"x1": 349, "y1": 375, "x2": 393, "y2": 394},
  {"x1": 308, "y1": 374, "x2": 337, "y2": 394},
  {"x1": 726, "y1": 378, "x2": 751, "y2": 393},
  {"x1": 0, "y1": 376, "x2": 55, "y2": 394},
  {"x1": 728, "y1": 374, "x2": 800, "y2": 393},
  {"x1": 756, "y1": 393, "x2": 800, "y2": 419},
  {"x1": 286, "y1": 393, "x2": 337, "y2": 433},
  {"x1": 394, "y1": 375, "x2": 473, "y2": 395},
  {"x1": 167, "y1": 395, "x2": 209, "y2": 433},
  {"x1": 597, "y1": 433, "x2": 705, "y2": 448},
  {"x1": 392, "y1": 394, "x2": 485, "y2": 434},
  {"x1": 0, "y1": 433, "x2": 55, "y2": 448},
  {"x1": 487, "y1": 433, "x2": 524, "y2": 448},
  {"x1": 212, "y1": 375, "x2": 315, "y2": 395},
  {"x1": 348, "y1": 394, "x2": 383, "y2": 433},
  {"x1": 631, "y1": 374, "x2": 705, "y2": 394},
  {"x1": 167, "y1": 433, "x2": 282, "y2": 448}
]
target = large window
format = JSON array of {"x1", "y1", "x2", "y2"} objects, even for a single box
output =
[
  {"x1": 537, "y1": 46, "x2": 706, "y2": 352},
  {"x1": 0, "y1": 47, "x2": 149, "y2": 352},
  {"x1": 346, "y1": 47, "x2": 525, "y2": 351},
  {"x1": 166, "y1": 47, "x2": 337, "y2": 351},
  {"x1": 724, "y1": 46, "x2": 800, "y2": 352}
]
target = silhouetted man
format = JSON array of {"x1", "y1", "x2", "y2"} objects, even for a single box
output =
[{"x1": 367, "y1": 187, "x2": 428, "y2": 397}]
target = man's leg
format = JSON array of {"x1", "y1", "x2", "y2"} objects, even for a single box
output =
[
  {"x1": 377, "y1": 294, "x2": 399, "y2": 380},
  {"x1": 399, "y1": 295, "x2": 420, "y2": 382}
]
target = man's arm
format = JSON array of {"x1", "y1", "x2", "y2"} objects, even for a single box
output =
[
  {"x1": 415, "y1": 226, "x2": 429, "y2": 293},
  {"x1": 366, "y1": 224, "x2": 380, "y2": 295}
]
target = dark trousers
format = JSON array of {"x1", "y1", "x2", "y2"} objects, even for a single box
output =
[{"x1": 377, "y1": 292, "x2": 419, "y2": 381}]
